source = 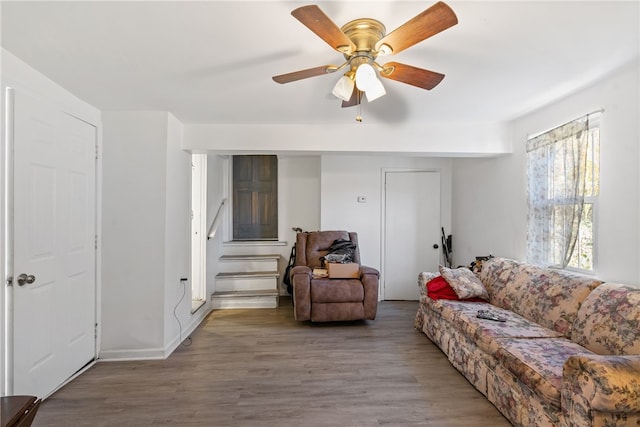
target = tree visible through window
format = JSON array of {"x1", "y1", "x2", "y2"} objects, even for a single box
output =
[{"x1": 526, "y1": 113, "x2": 600, "y2": 271}]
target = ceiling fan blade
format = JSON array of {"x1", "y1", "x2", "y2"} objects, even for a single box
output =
[
  {"x1": 375, "y1": 1, "x2": 458, "y2": 56},
  {"x1": 272, "y1": 65, "x2": 336, "y2": 84},
  {"x1": 379, "y1": 62, "x2": 445, "y2": 90},
  {"x1": 291, "y1": 5, "x2": 356, "y2": 54},
  {"x1": 342, "y1": 89, "x2": 363, "y2": 108}
]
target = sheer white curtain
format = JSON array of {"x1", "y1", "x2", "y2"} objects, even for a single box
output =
[{"x1": 526, "y1": 116, "x2": 590, "y2": 268}]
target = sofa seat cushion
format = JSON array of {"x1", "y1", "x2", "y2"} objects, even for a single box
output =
[
  {"x1": 310, "y1": 278, "x2": 364, "y2": 303},
  {"x1": 430, "y1": 299, "x2": 564, "y2": 355},
  {"x1": 494, "y1": 337, "x2": 595, "y2": 408}
]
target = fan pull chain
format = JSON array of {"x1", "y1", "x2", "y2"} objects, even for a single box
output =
[{"x1": 356, "y1": 91, "x2": 363, "y2": 122}]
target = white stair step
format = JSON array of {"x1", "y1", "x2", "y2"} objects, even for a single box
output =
[
  {"x1": 218, "y1": 254, "x2": 280, "y2": 273},
  {"x1": 220, "y1": 254, "x2": 281, "y2": 261},
  {"x1": 222, "y1": 241, "x2": 287, "y2": 256},
  {"x1": 211, "y1": 290, "x2": 279, "y2": 309},
  {"x1": 215, "y1": 271, "x2": 279, "y2": 292}
]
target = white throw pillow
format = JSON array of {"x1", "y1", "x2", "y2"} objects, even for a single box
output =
[{"x1": 439, "y1": 265, "x2": 489, "y2": 300}]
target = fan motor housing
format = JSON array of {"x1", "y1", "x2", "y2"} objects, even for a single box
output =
[{"x1": 340, "y1": 18, "x2": 386, "y2": 57}]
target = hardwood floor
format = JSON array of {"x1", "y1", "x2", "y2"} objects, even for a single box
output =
[{"x1": 33, "y1": 300, "x2": 511, "y2": 426}]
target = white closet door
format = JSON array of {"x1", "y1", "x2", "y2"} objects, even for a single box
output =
[
  {"x1": 384, "y1": 171, "x2": 440, "y2": 300},
  {"x1": 12, "y1": 90, "x2": 97, "y2": 398}
]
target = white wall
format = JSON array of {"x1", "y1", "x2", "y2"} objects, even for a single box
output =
[
  {"x1": 101, "y1": 111, "x2": 196, "y2": 359},
  {"x1": 278, "y1": 156, "x2": 321, "y2": 238},
  {"x1": 163, "y1": 114, "x2": 192, "y2": 349},
  {"x1": 101, "y1": 111, "x2": 168, "y2": 358},
  {"x1": 452, "y1": 60, "x2": 640, "y2": 285},
  {"x1": 320, "y1": 155, "x2": 453, "y2": 272},
  {"x1": 451, "y1": 153, "x2": 525, "y2": 266},
  {"x1": 183, "y1": 122, "x2": 511, "y2": 156}
]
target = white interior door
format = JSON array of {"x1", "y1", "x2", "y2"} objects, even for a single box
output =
[
  {"x1": 384, "y1": 171, "x2": 440, "y2": 300},
  {"x1": 12, "y1": 90, "x2": 97, "y2": 398}
]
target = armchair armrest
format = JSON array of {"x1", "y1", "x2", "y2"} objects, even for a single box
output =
[
  {"x1": 359, "y1": 265, "x2": 379, "y2": 278},
  {"x1": 562, "y1": 354, "x2": 640, "y2": 425},
  {"x1": 291, "y1": 266, "x2": 312, "y2": 321},
  {"x1": 291, "y1": 265, "x2": 312, "y2": 277},
  {"x1": 359, "y1": 265, "x2": 379, "y2": 320}
]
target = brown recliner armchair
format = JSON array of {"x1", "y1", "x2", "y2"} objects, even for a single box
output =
[{"x1": 290, "y1": 230, "x2": 379, "y2": 322}]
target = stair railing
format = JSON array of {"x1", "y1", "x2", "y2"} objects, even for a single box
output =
[{"x1": 208, "y1": 198, "x2": 227, "y2": 240}]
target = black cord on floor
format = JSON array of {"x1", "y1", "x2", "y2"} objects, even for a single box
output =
[{"x1": 174, "y1": 278, "x2": 192, "y2": 347}]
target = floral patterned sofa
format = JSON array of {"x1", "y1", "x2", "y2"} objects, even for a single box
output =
[{"x1": 415, "y1": 257, "x2": 640, "y2": 427}]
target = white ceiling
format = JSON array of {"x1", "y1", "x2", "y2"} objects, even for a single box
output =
[{"x1": 1, "y1": 1, "x2": 638, "y2": 126}]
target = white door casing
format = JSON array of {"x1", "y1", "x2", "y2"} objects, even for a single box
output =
[
  {"x1": 12, "y1": 90, "x2": 97, "y2": 398},
  {"x1": 191, "y1": 153, "x2": 207, "y2": 303},
  {"x1": 383, "y1": 171, "x2": 440, "y2": 300}
]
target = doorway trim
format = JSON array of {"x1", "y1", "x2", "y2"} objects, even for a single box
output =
[
  {"x1": 2, "y1": 87, "x2": 16, "y2": 395},
  {"x1": 190, "y1": 154, "x2": 207, "y2": 310}
]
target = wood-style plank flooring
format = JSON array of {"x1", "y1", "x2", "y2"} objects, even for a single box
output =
[{"x1": 32, "y1": 300, "x2": 511, "y2": 426}]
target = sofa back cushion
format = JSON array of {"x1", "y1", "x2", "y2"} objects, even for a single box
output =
[
  {"x1": 478, "y1": 258, "x2": 602, "y2": 337},
  {"x1": 570, "y1": 283, "x2": 640, "y2": 355}
]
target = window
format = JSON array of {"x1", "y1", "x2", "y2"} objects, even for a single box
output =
[{"x1": 526, "y1": 113, "x2": 600, "y2": 272}]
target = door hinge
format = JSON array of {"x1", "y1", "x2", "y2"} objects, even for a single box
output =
[{"x1": 95, "y1": 235, "x2": 98, "y2": 250}]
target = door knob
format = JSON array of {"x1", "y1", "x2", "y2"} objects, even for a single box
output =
[
  {"x1": 17, "y1": 273, "x2": 36, "y2": 286},
  {"x1": 433, "y1": 244, "x2": 439, "y2": 249}
]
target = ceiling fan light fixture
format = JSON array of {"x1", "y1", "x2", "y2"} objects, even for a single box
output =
[
  {"x1": 364, "y1": 78, "x2": 386, "y2": 102},
  {"x1": 354, "y1": 63, "x2": 377, "y2": 91},
  {"x1": 332, "y1": 75, "x2": 355, "y2": 101},
  {"x1": 355, "y1": 62, "x2": 386, "y2": 102}
]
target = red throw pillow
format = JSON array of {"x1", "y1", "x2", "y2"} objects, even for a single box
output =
[
  {"x1": 426, "y1": 276, "x2": 459, "y2": 300},
  {"x1": 426, "y1": 275, "x2": 485, "y2": 302}
]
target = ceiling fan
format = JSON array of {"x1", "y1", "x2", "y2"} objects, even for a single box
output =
[{"x1": 272, "y1": 1, "x2": 458, "y2": 108}]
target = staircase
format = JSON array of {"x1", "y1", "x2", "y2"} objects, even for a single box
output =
[{"x1": 211, "y1": 250, "x2": 281, "y2": 309}]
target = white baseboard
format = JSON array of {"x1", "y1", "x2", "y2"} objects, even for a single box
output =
[
  {"x1": 99, "y1": 303, "x2": 213, "y2": 362},
  {"x1": 98, "y1": 347, "x2": 167, "y2": 361}
]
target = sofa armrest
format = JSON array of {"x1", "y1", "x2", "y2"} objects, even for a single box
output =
[
  {"x1": 415, "y1": 272, "x2": 438, "y2": 330},
  {"x1": 291, "y1": 266, "x2": 312, "y2": 321},
  {"x1": 417, "y1": 272, "x2": 438, "y2": 297},
  {"x1": 562, "y1": 354, "x2": 640, "y2": 424}
]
